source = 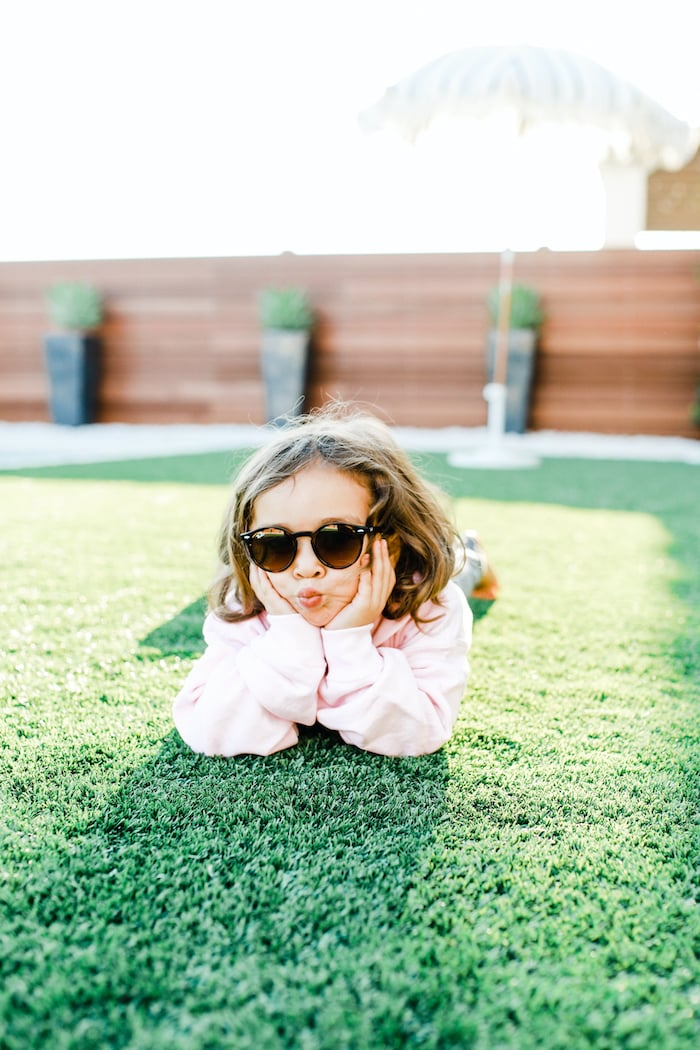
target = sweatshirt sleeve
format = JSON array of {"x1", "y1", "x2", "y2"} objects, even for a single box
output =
[
  {"x1": 316, "y1": 582, "x2": 472, "y2": 757},
  {"x1": 173, "y1": 612, "x2": 326, "y2": 757}
]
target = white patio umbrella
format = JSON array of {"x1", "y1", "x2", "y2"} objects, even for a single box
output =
[{"x1": 360, "y1": 44, "x2": 699, "y2": 467}]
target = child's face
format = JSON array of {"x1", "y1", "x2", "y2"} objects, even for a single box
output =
[{"x1": 248, "y1": 463, "x2": 372, "y2": 628}]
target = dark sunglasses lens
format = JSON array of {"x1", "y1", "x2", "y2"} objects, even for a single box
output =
[
  {"x1": 249, "y1": 532, "x2": 295, "y2": 571},
  {"x1": 314, "y1": 525, "x2": 364, "y2": 568}
]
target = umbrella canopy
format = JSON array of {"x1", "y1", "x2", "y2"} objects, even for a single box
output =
[
  {"x1": 360, "y1": 44, "x2": 699, "y2": 466},
  {"x1": 360, "y1": 44, "x2": 699, "y2": 171}
]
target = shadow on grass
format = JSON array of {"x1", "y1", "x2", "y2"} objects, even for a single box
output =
[
  {"x1": 11, "y1": 729, "x2": 452, "y2": 1046},
  {"x1": 468, "y1": 597, "x2": 496, "y2": 622},
  {"x1": 140, "y1": 596, "x2": 208, "y2": 658},
  {"x1": 5, "y1": 451, "x2": 700, "y2": 1045}
]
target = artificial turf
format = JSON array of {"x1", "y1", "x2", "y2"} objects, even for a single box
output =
[{"x1": 1, "y1": 449, "x2": 698, "y2": 1049}]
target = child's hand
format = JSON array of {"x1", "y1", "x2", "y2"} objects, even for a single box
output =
[
  {"x1": 325, "y1": 537, "x2": 396, "y2": 631},
  {"x1": 249, "y1": 563, "x2": 296, "y2": 616}
]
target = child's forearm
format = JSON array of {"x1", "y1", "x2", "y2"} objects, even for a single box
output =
[
  {"x1": 318, "y1": 637, "x2": 468, "y2": 755},
  {"x1": 173, "y1": 615, "x2": 326, "y2": 757},
  {"x1": 316, "y1": 588, "x2": 471, "y2": 756}
]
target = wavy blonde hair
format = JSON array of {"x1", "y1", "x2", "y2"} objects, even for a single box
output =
[{"x1": 209, "y1": 404, "x2": 459, "y2": 624}]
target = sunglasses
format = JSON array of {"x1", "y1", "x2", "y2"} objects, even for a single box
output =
[{"x1": 239, "y1": 522, "x2": 378, "y2": 572}]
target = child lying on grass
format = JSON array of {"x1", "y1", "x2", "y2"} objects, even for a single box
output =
[{"x1": 173, "y1": 404, "x2": 498, "y2": 758}]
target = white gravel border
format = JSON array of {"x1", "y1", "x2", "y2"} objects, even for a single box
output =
[{"x1": 0, "y1": 420, "x2": 699, "y2": 468}]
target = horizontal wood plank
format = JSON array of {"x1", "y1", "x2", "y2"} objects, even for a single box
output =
[{"x1": 0, "y1": 250, "x2": 698, "y2": 436}]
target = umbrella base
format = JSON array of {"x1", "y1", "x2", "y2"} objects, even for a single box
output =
[
  {"x1": 448, "y1": 443, "x2": 541, "y2": 470},
  {"x1": 448, "y1": 383, "x2": 540, "y2": 469}
]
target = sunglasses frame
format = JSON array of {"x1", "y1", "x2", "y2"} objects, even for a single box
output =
[{"x1": 239, "y1": 522, "x2": 378, "y2": 572}]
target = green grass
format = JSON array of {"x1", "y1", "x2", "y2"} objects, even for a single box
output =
[{"x1": 1, "y1": 450, "x2": 699, "y2": 1049}]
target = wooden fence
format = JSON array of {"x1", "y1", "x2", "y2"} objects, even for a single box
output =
[{"x1": 1, "y1": 250, "x2": 699, "y2": 436}]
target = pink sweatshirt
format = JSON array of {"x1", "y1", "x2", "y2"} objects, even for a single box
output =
[{"x1": 173, "y1": 580, "x2": 472, "y2": 758}]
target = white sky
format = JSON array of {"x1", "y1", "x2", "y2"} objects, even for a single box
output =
[{"x1": 2, "y1": 0, "x2": 699, "y2": 261}]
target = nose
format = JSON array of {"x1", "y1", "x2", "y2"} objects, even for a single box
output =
[{"x1": 292, "y1": 536, "x2": 324, "y2": 577}]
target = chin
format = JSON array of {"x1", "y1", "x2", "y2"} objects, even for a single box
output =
[
  {"x1": 301, "y1": 611, "x2": 334, "y2": 628},
  {"x1": 295, "y1": 602, "x2": 341, "y2": 628}
]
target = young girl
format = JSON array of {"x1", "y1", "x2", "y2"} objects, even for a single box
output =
[{"x1": 173, "y1": 404, "x2": 497, "y2": 758}]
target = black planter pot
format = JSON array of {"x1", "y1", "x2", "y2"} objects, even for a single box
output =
[
  {"x1": 486, "y1": 328, "x2": 538, "y2": 434},
  {"x1": 43, "y1": 333, "x2": 101, "y2": 426},
  {"x1": 260, "y1": 329, "x2": 310, "y2": 423}
]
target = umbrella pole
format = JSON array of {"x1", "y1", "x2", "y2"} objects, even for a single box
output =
[
  {"x1": 449, "y1": 247, "x2": 539, "y2": 468},
  {"x1": 484, "y1": 248, "x2": 514, "y2": 445}
]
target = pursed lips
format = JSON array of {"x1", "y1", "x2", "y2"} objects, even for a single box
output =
[{"x1": 296, "y1": 588, "x2": 323, "y2": 608}]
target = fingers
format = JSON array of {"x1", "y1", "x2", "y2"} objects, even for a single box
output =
[
  {"x1": 369, "y1": 537, "x2": 396, "y2": 602},
  {"x1": 249, "y1": 563, "x2": 294, "y2": 615},
  {"x1": 354, "y1": 538, "x2": 395, "y2": 613},
  {"x1": 318, "y1": 537, "x2": 397, "y2": 631}
]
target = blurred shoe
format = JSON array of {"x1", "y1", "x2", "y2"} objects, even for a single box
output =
[{"x1": 454, "y1": 530, "x2": 500, "y2": 600}]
